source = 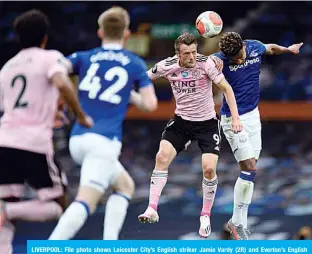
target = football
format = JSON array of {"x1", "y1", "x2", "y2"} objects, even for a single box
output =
[{"x1": 195, "y1": 11, "x2": 223, "y2": 38}]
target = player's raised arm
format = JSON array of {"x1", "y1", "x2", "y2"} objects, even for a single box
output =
[
  {"x1": 129, "y1": 86, "x2": 158, "y2": 112},
  {"x1": 205, "y1": 57, "x2": 242, "y2": 133},
  {"x1": 265, "y1": 42, "x2": 303, "y2": 55},
  {"x1": 129, "y1": 59, "x2": 159, "y2": 112},
  {"x1": 215, "y1": 78, "x2": 242, "y2": 133}
]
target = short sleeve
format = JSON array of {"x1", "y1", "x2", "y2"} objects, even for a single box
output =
[
  {"x1": 204, "y1": 57, "x2": 225, "y2": 84},
  {"x1": 134, "y1": 57, "x2": 152, "y2": 89},
  {"x1": 67, "y1": 52, "x2": 81, "y2": 75},
  {"x1": 46, "y1": 50, "x2": 68, "y2": 79},
  {"x1": 251, "y1": 40, "x2": 266, "y2": 56},
  {"x1": 147, "y1": 59, "x2": 167, "y2": 80}
]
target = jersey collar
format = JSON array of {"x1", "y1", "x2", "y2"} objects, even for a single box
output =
[{"x1": 102, "y1": 43, "x2": 123, "y2": 50}]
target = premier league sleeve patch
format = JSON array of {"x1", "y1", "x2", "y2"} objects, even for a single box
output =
[{"x1": 151, "y1": 65, "x2": 158, "y2": 74}]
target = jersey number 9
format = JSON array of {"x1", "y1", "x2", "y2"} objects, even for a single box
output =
[{"x1": 79, "y1": 63, "x2": 128, "y2": 104}]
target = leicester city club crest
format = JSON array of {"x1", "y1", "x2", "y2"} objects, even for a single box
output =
[{"x1": 191, "y1": 69, "x2": 201, "y2": 79}]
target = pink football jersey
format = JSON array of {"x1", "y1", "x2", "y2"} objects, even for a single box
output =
[
  {"x1": 148, "y1": 54, "x2": 224, "y2": 121},
  {"x1": 0, "y1": 48, "x2": 67, "y2": 154}
]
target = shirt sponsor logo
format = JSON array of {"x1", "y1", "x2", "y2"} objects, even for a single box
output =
[
  {"x1": 229, "y1": 57, "x2": 260, "y2": 72},
  {"x1": 171, "y1": 80, "x2": 196, "y2": 94}
]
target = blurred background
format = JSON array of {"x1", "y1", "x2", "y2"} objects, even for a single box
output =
[{"x1": 1, "y1": 1, "x2": 312, "y2": 252}]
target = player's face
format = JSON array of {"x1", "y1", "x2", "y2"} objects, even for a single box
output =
[
  {"x1": 230, "y1": 44, "x2": 246, "y2": 65},
  {"x1": 178, "y1": 43, "x2": 197, "y2": 68}
]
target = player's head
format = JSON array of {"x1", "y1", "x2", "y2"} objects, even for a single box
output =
[
  {"x1": 13, "y1": 9, "x2": 50, "y2": 49},
  {"x1": 219, "y1": 32, "x2": 246, "y2": 64},
  {"x1": 97, "y1": 6, "x2": 130, "y2": 44},
  {"x1": 174, "y1": 33, "x2": 198, "y2": 68}
]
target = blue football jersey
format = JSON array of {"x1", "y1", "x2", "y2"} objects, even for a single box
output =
[
  {"x1": 215, "y1": 40, "x2": 266, "y2": 117},
  {"x1": 67, "y1": 45, "x2": 151, "y2": 141}
]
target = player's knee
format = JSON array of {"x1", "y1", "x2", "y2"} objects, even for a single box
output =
[
  {"x1": 114, "y1": 175, "x2": 135, "y2": 198},
  {"x1": 126, "y1": 177, "x2": 135, "y2": 197},
  {"x1": 74, "y1": 198, "x2": 96, "y2": 215},
  {"x1": 75, "y1": 187, "x2": 103, "y2": 214},
  {"x1": 239, "y1": 159, "x2": 257, "y2": 182},
  {"x1": 239, "y1": 158, "x2": 256, "y2": 171},
  {"x1": 239, "y1": 169, "x2": 257, "y2": 182},
  {"x1": 202, "y1": 165, "x2": 216, "y2": 179},
  {"x1": 156, "y1": 149, "x2": 171, "y2": 168}
]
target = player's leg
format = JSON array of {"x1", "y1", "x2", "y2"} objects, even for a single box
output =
[
  {"x1": 0, "y1": 148, "x2": 22, "y2": 253},
  {"x1": 241, "y1": 114, "x2": 262, "y2": 235},
  {"x1": 195, "y1": 118, "x2": 221, "y2": 238},
  {"x1": 0, "y1": 152, "x2": 66, "y2": 223},
  {"x1": 104, "y1": 163, "x2": 135, "y2": 240},
  {"x1": 221, "y1": 113, "x2": 258, "y2": 240},
  {"x1": 0, "y1": 148, "x2": 35, "y2": 253},
  {"x1": 199, "y1": 153, "x2": 219, "y2": 238},
  {"x1": 0, "y1": 198, "x2": 18, "y2": 254},
  {"x1": 1, "y1": 150, "x2": 66, "y2": 223},
  {"x1": 0, "y1": 220, "x2": 14, "y2": 254},
  {"x1": 49, "y1": 133, "x2": 121, "y2": 240},
  {"x1": 0, "y1": 147, "x2": 25, "y2": 226},
  {"x1": 138, "y1": 116, "x2": 191, "y2": 223},
  {"x1": 138, "y1": 140, "x2": 176, "y2": 223}
]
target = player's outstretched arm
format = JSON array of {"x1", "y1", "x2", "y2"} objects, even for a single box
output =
[
  {"x1": 51, "y1": 72, "x2": 93, "y2": 128},
  {"x1": 129, "y1": 85, "x2": 158, "y2": 112},
  {"x1": 215, "y1": 78, "x2": 242, "y2": 133},
  {"x1": 130, "y1": 58, "x2": 160, "y2": 112},
  {"x1": 265, "y1": 43, "x2": 303, "y2": 55}
]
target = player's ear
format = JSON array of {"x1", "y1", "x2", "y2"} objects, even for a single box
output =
[
  {"x1": 41, "y1": 35, "x2": 48, "y2": 49},
  {"x1": 97, "y1": 28, "x2": 104, "y2": 40},
  {"x1": 123, "y1": 29, "x2": 131, "y2": 43}
]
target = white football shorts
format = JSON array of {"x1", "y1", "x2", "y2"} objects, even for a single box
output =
[
  {"x1": 221, "y1": 107, "x2": 262, "y2": 162},
  {"x1": 69, "y1": 133, "x2": 125, "y2": 193}
]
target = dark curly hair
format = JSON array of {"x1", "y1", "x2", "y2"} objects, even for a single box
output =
[
  {"x1": 14, "y1": 9, "x2": 50, "y2": 48},
  {"x1": 174, "y1": 32, "x2": 197, "y2": 53},
  {"x1": 219, "y1": 32, "x2": 243, "y2": 57}
]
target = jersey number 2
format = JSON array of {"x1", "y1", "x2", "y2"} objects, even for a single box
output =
[
  {"x1": 11, "y1": 75, "x2": 28, "y2": 108},
  {"x1": 79, "y1": 63, "x2": 128, "y2": 104}
]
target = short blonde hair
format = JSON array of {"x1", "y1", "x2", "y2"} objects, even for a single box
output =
[{"x1": 97, "y1": 6, "x2": 130, "y2": 40}]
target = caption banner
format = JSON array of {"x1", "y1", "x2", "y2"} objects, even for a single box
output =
[{"x1": 27, "y1": 240, "x2": 312, "y2": 254}]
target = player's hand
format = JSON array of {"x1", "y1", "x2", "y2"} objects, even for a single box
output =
[
  {"x1": 210, "y1": 55, "x2": 223, "y2": 72},
  {"x1": 288, "y1": 43, "x2": 303, "y2": 55},
  {"x1": 231, "y1": 118, "x2": 243, "y2": 133},
  {"x1": 77, "y1": 114, "x2": 94, "y2": 128},
  {"x1": 54, "y1": 110, "x2": 69, "y2": 128}
]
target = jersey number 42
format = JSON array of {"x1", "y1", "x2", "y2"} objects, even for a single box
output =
[{"x1": 79, "y1": 63, "x2": 128, "y2": 104}]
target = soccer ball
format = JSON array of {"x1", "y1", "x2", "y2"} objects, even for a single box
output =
[{"x1": 195, "y1": 11, "x2": 223, "y2": 38}]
